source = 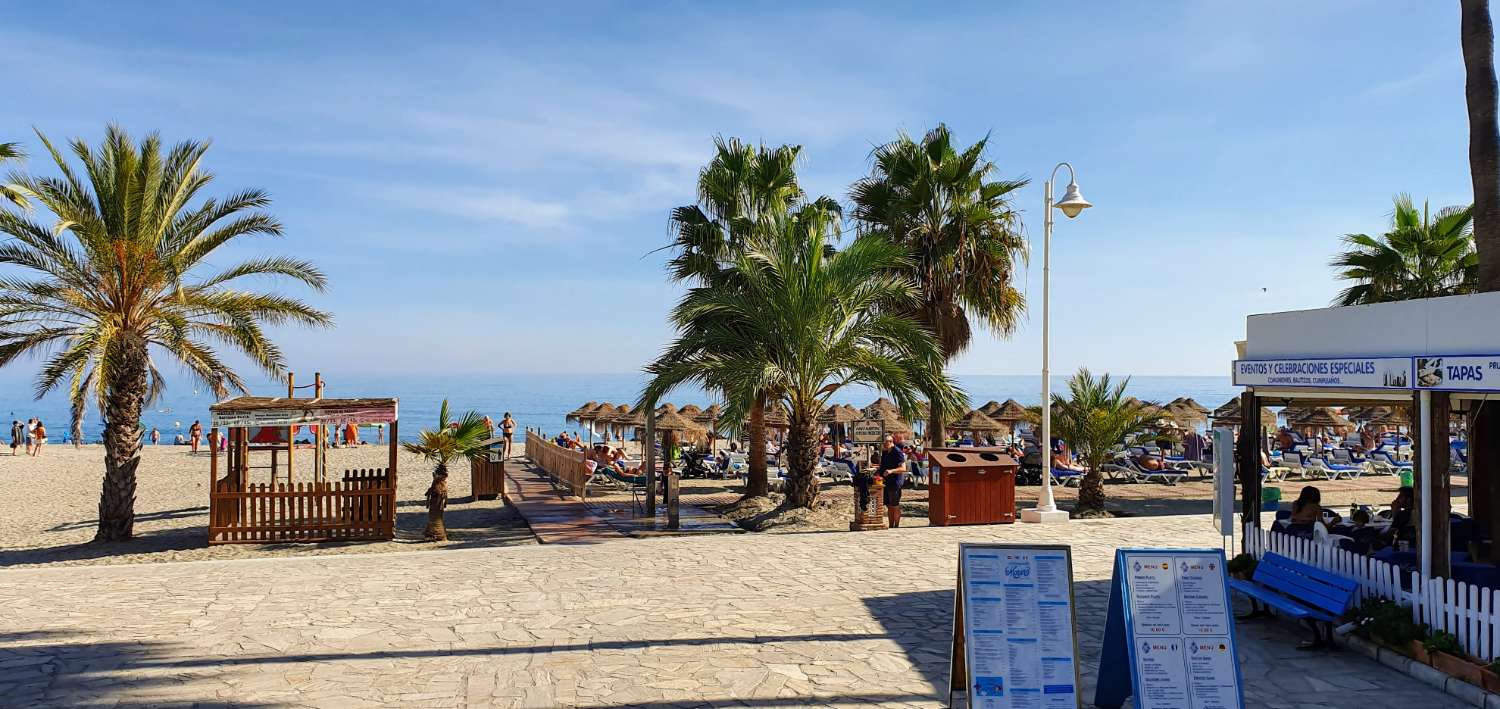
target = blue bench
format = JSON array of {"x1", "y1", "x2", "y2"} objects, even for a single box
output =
[{"x1": 1229, "y1": 552, "x2": 1358, "y2": 649}]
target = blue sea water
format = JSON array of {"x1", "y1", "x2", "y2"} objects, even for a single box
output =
[{"x1": 0, "y1": 373, "x2": 1236, "y2": 444}]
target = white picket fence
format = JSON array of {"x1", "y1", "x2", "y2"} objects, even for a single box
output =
[{"x1": 1244, "y1": 522, "x2": 1500, "y2": 661}]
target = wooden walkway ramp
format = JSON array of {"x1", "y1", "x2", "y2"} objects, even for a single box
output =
[{"x1": 503, "y1": 464, "x2": 627, "y2": 544}]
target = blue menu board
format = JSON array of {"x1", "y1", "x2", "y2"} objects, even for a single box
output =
[
  {"x1": 950, "y1": 543, "x2": 1081, "y2": 709},
  {"x1": 1094, "y1": 548, "x2": 1244, "y2": 709}
]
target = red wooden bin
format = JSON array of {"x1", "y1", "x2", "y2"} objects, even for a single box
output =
[{"x1": 926, "y1": 447, "x2": 1018, "y2": 526}]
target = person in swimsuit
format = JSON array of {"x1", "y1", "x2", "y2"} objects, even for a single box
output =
[
  {"x1": 501, "y1": 412, "x2": 516, "y2": 458},
  {"x1": 189, "y1": 420, "x2": 202, "y2": 454}
]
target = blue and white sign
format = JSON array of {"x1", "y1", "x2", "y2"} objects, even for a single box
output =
[
  {"x1": 1415, "y1": 355, "x2": 1500, "y2": 391},
  {"x1": 1232, "y1": 357, "x2": 1412, "y2": 389},
  {"x1": 1094, "y1": 549, "x2": 1244, "y2": 709},
  {"x1": 952, "y1": 544, "x2": 1080, "y2": 709}
]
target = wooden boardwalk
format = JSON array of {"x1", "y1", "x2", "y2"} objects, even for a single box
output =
[{"x1": 503, "y1": 465, "x2": 627, "y2": 544}]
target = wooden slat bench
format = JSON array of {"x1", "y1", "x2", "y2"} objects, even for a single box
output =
[{"x1": 1230, "y1": 551, "x2": 1359, "y2": 649}]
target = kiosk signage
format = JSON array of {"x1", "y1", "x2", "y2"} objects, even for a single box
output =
[
  {"x1": 1094, "y1": 548, "x2": 1244, "y2": 709},
  {"x1": 1415, "y1": 355, "x2": 1500, "y2": 391},
  {"x1": 950, "y1": 543, "x2": 1081, "y2": 708},
  {"x1": 1231, "y1": 357, "x2": 1412, "y2": 389}
]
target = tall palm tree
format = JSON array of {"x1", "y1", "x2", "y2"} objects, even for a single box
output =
[
  {"x1": 0, "y1": 142, "x2": 26, "y2": 208},
  {"x1": 1028, "y1": 369, "x2": 1162, "y2": 514},
  {"x1": 850, "y1": 125, "x2": 1028, "y2": 446},
  {"x1": 1463, "y1": 0, "x2": 1500, "y2": 292},
  {"x1": 641, "y1": 202, "x2": 965, "y2": 508},
  {"x1": 0, "y1": 126, "x2": 331, "y2": 542},
  {"x1": 664, "y1": 137, "x2": 822, "y2": 498},
  {"x1": 402, "y1": 400, "x2": 489, "y2": 541},
  {"x1": 1330, "y1": 195, "x2": 1476, "y2": 305}
]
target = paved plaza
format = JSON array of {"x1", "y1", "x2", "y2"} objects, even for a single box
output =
[{"x1": 0, "y1": 514, "x2": 1465, "y2": 708}]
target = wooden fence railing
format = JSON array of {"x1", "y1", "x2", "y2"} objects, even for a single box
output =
[
  {"x1": 209, "y1": 468, "x2": 395, "y2": 544},
  {"x1": 1246, "y1": 522, "x2": 1500, "y2": 661},
  {"x1": 525, "y1": 431, "x2": 592, "y2": 497}
]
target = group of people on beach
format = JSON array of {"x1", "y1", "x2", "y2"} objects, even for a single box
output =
[{"x1": 8, "y1": 418, "x2": 46, "y2": 456}]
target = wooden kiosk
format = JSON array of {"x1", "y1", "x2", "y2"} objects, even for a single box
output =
[{"x1": 208, "y1": 385, "x2": 399, "y2": 544}]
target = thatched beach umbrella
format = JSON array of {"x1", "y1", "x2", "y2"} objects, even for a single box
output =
[
  {"x1": 581, "y1": 402, "x2": 615, "y2": 442},
  {"x1": 762, "y1": 404, "x2": 789, "y2": 429},
  {"x1": 1366, "y1": 407, "x2": 1411, "y2": 427},
  {"x1": 567, "y1": 401, "x2": 598, "y2": 422},
  {"x1": 1166, "y1": 402, "x2": 1208, "y2": 428},
  {"x1": 863, "y1": 397, "x2": 899, "y2": 417},
  {"x1": 977, "y1": 400, "x2": 1004, "y2": 417},
  {"x1": 677, "y1": 404, "x2": 702, "y2": 418},
  {"x1": 655, "y1": 402, "x2": 677, "y2": 417},
  {"x1": 819, "y1": 404, "x2": 862, "y2": 425},
  {"x1": 1296, "y1": 407, "x2": 1352, "y2": 431},
  {"x1": 1211, "y1": 398, "x2": 1277, "y2": 428},
  {"x1": 1177, "y1": 397, "x2": 1211, "y2": 415},
  {"x1": 949, "y1": 408, "x2": 1004, "y2": 434},
  {"x1": 654, "y1": 408, "x2": 705, "y2": 435},
  {"x1": 864, "y1": 408, "x2": 913, "y2": 435}
]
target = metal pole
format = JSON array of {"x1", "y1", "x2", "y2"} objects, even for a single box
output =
[{"x1": 1420, "y1": 389, "x2": 1433, "y2": 579}]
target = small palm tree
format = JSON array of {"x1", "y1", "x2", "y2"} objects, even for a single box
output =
[
  {"x1": 402, "y1": 400, "x2": 490, "y2": 541},
  {"x1": 1028, "y1": 369, "x2": 1163, "y2": 515},
  {"x1": 1331, "y1": 195, "x2": 1477, "y2": 305},
  {"x1": 0, "y1": 142, "x2": 25, "y2": 208},
  {"x1": 850, "y1": 125, "x2": 1028, "y2": 446},
  {"x1": 0, "y1": 126, "x2": 331, "y2": 541},
  {"x1": 642, "y1": 202, "x2": 965, "y2": 508}
]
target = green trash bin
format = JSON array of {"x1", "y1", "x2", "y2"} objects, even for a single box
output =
[
  {"x1": 1399, "y1": 469, "x2": 1414, "y2": 488},
  {"x1": 1261, "y1": 486, "x2": 1282, "y2": 512}
]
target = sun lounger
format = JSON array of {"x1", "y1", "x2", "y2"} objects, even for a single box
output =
[
  {"x1": 1304, "y1": 456, "x2": 1363, "y2": 481},
  {"x1": 1124, "y1": 456, "x2": 1186, "y2": 485},
  {"x1": 1050, "y1": 468, "x2": 1084, "y2": 488}
]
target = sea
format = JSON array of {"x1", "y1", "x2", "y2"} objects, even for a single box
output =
[{"x1": 0, "y1": 373, "x2": 1237, "y2": 444}]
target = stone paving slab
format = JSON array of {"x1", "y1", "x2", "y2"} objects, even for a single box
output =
[{"x1": 0, "y1": 514, "x2": 1465, "y2": 708}]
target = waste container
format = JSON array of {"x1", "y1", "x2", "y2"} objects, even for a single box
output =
[
  {"x1": 927, "y1": 447, "x2": 1018, "y2": 526},
  {"x1": 1261, "y1": 486, "x2": 1281, "y2": 512},
  {"x1": 470, "y1": 447, "x2": 506, "y2": 500}
]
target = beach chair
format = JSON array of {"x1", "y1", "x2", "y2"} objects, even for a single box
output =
[
  {"x1": 1050, "y1": 468, "x2": 1084, "y2": 488},
  {"x1": 1279, "y1": 451, "x2": 1310, "y2": 479},
  {"x1": 1304, "y1": 456, "x2": 1362, "y2": 481},
  {"x1": 1370, "y1": 450, "x2": 1412, "y2": 474},
  {"x1": 1329, "y1": 448, "x2": 1355, "y2": 465},
  {"x1": 1124, "y1": 456, "x2": 1186, "y2": 485}
]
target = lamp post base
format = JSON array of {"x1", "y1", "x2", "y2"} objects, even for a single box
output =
[{"x1": 1020, "y1": 508, "x2": 1070, "y2": 524}]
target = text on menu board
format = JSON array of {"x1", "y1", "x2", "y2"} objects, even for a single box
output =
[{"x1": 953, "y1": 544, "x2": 1081, "y2": 709}]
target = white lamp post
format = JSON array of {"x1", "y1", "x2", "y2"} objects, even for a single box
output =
[{"x1": 1021, "y1": 162, "x2": 1091, "y2": 524}]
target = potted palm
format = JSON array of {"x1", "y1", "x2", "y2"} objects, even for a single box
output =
[{"x1": 403, "y1": 400, "x2": 490, "y2": 542}]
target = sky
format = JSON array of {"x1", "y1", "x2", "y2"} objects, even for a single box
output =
[{"x1": 0, "y1": 1, "x2": 1484, "y2": 380}]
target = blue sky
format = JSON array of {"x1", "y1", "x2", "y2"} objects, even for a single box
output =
[{"x1": 0, "y1": 1, "x2": 1481, "y2": 378}]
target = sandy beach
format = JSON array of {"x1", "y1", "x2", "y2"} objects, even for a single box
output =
[{"x1": 0, "y1": 443, "x2": 533, "y2": 569}]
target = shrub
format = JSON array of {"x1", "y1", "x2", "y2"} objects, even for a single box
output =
[
  {"x1": 1424, "y1": 630, "x2": 1463, "y2": 655},
  {"x1": 1227, "y1": 553, "x2": 1258, "y2": 578}
]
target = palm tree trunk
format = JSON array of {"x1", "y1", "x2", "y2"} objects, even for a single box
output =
[
  {"x1": 1077, "y1": 469, "x2": 1106, "y2": 514},
  {"x1": 1464, "y1": 0, "x2": 1500, "y2": 290},
  {"x1": 927, "y1": 405, "x2": 944, "y2": 448},
  {"x1": 745, "y1": 392, "x2": 769, "y2": 498},
  {"x1": 784, "y1": 410, "x2": 821, "y2": 508},
  {"x1": 425, "y1": 463, "x2": 449, "y2": 541},
  {"x1": 95, "y1": 339, "x2": 149, "y2": 542}
]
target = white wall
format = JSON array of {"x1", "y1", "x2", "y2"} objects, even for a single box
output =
[{"x1": 1244, "y1": 292, "x2": 1500, "y2": 359}]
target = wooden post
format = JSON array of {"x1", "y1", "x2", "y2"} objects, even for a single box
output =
[
  {"x1": 644, "y1": 410, "x2": 656, "y2": 517},
  {"x1": 664, "y1": 429, "x2": 679, "y2": 530},
  {"x1": 314, "y1": 373, "x2": 324, "y2": 483},
  {"x1": 1238, "y1": 391, "x2": 1262, "y2": 545},
  {"x1": 287, "y1": 372, "x2": 295, "y2": 484},
  {"x1": 388, "y1": 419, "x2": 398, "y2": 488},
  {"x1": 1431, "y1": 392, "x2": 1453, "y2": 579},
  {"x1": 1474, "y1": 403, "x2": 1500, "y2": 564},
  {"x1": 209, "y1": 426, "x2": 219, "y2": 491}
]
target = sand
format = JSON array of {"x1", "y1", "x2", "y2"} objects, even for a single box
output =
[{"x1": 0, "y1": 443, "x2": 533, "y2": 569}]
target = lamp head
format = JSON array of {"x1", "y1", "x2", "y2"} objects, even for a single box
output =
[{"x1": 1054, "y1": 181, "x2": 1091, "y2": 219}]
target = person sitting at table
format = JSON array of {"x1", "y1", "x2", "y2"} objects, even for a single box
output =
[
  {"x1": 1290, "y1": 485, "x2": 1342, "y2": 526},
  {"x1": 1378, "y1": 486, "x2": 1416, "y2": 549}
]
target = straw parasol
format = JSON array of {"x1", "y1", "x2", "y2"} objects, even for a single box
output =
[
  {"x1": 993, "y1": 399, "x2": 1028, "y2": 422},
  {"x1": 693, "y1": 404, "x2": 721, "y2": 425},
  {"x1": 977, "y1": 400, "x2": 1003, "y2": 417},
  {"x1": 819, "y1": 404, "x2": 862, "y2": 424},
  {"x1": 677, "y1": 404, "x2": 702, "y2": 418},
  {"x1": 948, "y1": 408, "x2": 1004, "y2": 433},
  {"x1": 1366, "y1": 407, "x2": 1411, "y2": 427},
  {"x1": 612, "y1": 406, "x2": 646, "y2": 429},
  {"x1": 863, "y1": 397, "x2": 899, "y2": 417},
  {"x1": 762, "y1": 403, "x2": 789, "y2": 429},
  {"x1": 1176, "y1": 397, "x2": 1211, "y2": 415},
  {"x1": 567, "y1": 401, "x2": 598, "y2": 422},
  {"x1": 863, "y1": 408, "x2": 913, "y2": 435},
  {"x1": 580, "y1": 402, "x2": 613, "y2": 422},
  {"x1": 1211, "y1": 398, "x2": 1277, "y2": 428},
  {"x1": 1166, "y1": 402, "x2": 1208, "y2": 428},
  {"x1": 654, "y1": 408, "x2": 705, "y2": 434},
  {"x1": 1295, "y1": 407, "x2": 1352, "y2": 430},
  {"x1": 654, "y1": 402, "x2": 677, "y2": 417}
]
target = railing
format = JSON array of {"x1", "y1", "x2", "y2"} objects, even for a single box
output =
[
  {"x1": 525, "y1": 431, "x2": 592, "y2": 497},
  {"x1": 209, "y1": 468, "x2": 395, "y2": 544},
  {"x1": 1245, "y1": 523, "x2": 1500, "y2": 661}
]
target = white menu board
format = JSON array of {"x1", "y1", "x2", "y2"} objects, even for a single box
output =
[
  {"x1": 956, "y1": 544, "x2": 1080, "y2": 709},
  {"x1": 1122, "y1": 551, "x2": 1241, "y2": 709}
]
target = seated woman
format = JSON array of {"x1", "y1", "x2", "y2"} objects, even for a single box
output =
[
  {"x1": 1289, "y1": 485, "x2": 1342, "y2": 526},
  {"x1": 1052, "y1": 450, "x2": 1086, "y2": 473},
  {"x1": 1378, "y1": 486, "x2": 1416, "y2": 549}
]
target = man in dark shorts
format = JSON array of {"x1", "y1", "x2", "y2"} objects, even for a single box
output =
[{"x1": 878, "y1": 435, "x2": 908, "y2": 527}]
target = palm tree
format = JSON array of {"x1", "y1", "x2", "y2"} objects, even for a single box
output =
[
  {"x1": 641, "y1": 202, "x2": 965, "y2": 508},
  {"x1": 664, "y1": 137, "x2": 822, "y2": 499},
  {"x1": 1463, "y1": 0, "x2": 1500, "y2": 292},
  {"x1": 850, "y1": 125, "x2": 1028, "y2": 446},
  {"x1": 0, "y1": 126, "x2": 331, "y2": 542},
  {"x1": 0, "y1": 142, "x2": 26, "y2": 208},
  {"x1": 1330, "y1": 195, "x2": 1476, "y2": 305},
  {"x1": 402, "y1": 400, "x2": 489, "y2": 541},
  {"x1": 1028, "y1": 369, "x2": 1162, "y2": 515}
]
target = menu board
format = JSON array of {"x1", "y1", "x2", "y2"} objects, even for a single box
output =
[
  {"x1": 1094, "y1": 549, "x2": 1243, "y2": 709},
  {"x1": 951, "y1": 544, "x2": 1080, "y2": 709}
]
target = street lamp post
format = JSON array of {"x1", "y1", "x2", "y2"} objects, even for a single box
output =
[{"x1": 1021, "y1": 162, "x2": 1091, "y2": 524}]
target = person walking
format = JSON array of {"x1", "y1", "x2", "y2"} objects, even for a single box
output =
[
  {"x1": 24, "y1": 417, "x2": 37, "y2": 456},
  {"x1": 189, "y1": 420, "x2": 202, "y2": 454},
  {"x1": 150, "y1": 427, "x2": 160, "y2": 445},
  {"x1": 878, "y1": 435, "x2": 909, "y2": 528},
  {"x1": 9, "y1": 420, "x2": 22, "y2": 455},
  {"x1": 501, "y1": 412, "x2": 516, "y2": 458},
  {"x1": 30, "y1": 420, "x2": 46, "y2": 457}
]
